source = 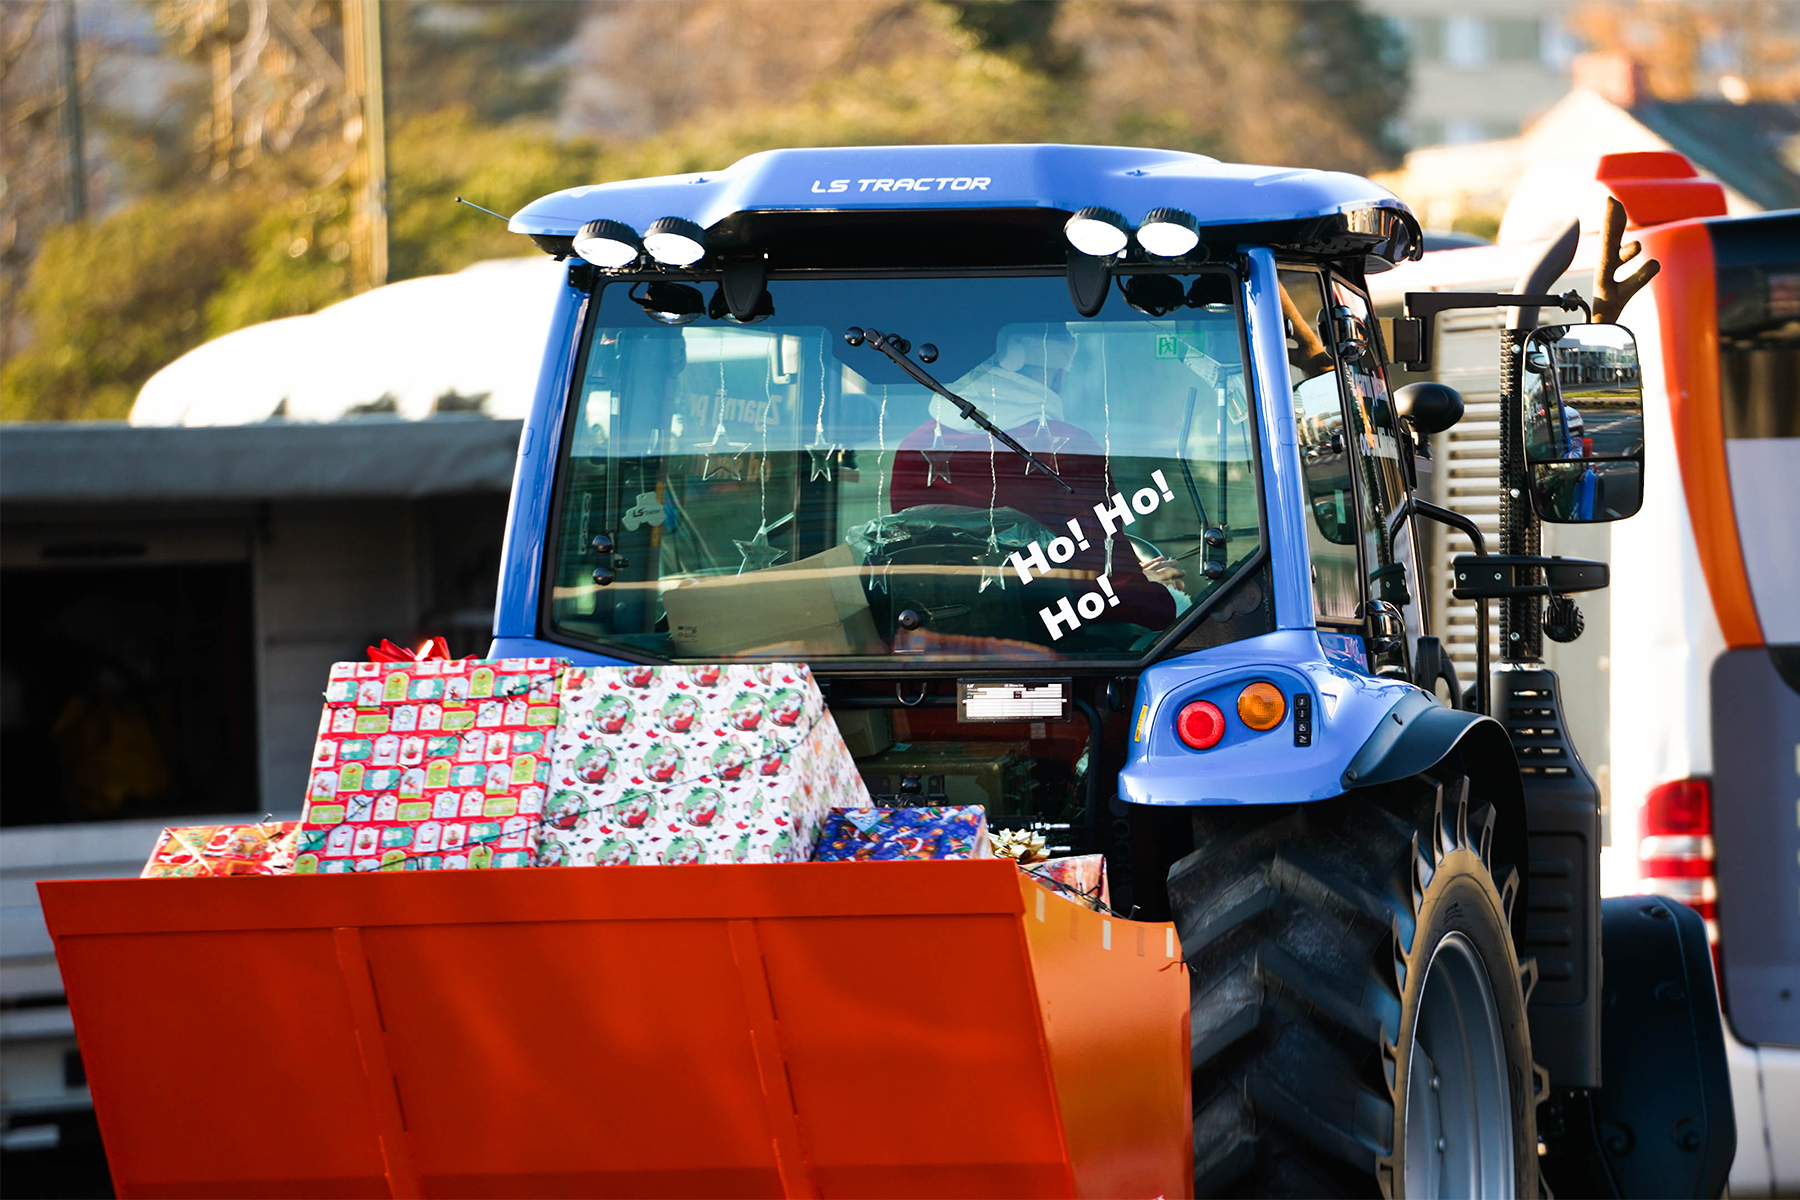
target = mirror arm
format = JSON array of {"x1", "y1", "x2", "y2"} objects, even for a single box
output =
[{"x1": 1392, "y1": 290, "x2": 1585, "y2": 372}]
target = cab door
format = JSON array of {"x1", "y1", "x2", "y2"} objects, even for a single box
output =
[{"x1": 1277, "y1": 266, "x2": 1422, "y2": 678}]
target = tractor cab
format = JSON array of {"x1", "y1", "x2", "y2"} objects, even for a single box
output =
[{"x1": 492, "y1": 146, "x2": 1436, "y2": 890}]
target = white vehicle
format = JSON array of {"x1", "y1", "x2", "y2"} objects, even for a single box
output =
[{"x1": 1374, "y1": 151, "x2": 1799, "y2": 1198}]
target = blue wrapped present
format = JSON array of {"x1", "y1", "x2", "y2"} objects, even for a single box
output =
[{"x1": 811, "y1": 805, "x2": 990, "y2": 861}]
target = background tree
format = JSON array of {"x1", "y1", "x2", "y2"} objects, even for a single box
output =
[
  {"x1": 3, "y1": 0, "x2": 1414, "y2": 422},
  {"x1": 2, "y1": 3, "x2": 83, "y2": 376}
]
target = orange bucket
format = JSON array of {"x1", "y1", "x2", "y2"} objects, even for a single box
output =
[{"x1": 41, "y1": 859, "x2": 1191, "y2": 1198}]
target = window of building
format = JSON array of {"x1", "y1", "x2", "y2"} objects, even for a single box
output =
[
  {"x1": 1493, "y1": 18, "x2": 1542, "y2": 63},
  {"x1": 1443, "y1": 118, "x2": 1489, "y2": 145},
  {"x1": 1444, "y1": 16, "x2": 1490, "y2": 67}
]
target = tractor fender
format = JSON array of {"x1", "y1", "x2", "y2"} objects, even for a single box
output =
[
  {"x1": 1340, "y1": 693, "x2": 1531, "y2": 925},
  {"x1": 1341, "y1": 689, "x2": 1514, "y2": 792}
]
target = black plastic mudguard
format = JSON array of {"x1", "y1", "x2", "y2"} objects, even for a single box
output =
[{"x1": 1540, "y1": 895, "x2": 1736, "y2": 1199}]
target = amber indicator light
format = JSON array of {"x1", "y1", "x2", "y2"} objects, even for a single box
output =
[{"x1": 1237, "y1": 682, "x2": 1287, "y2": 731}]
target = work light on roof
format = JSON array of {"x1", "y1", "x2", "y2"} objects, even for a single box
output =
[
  {"x1": 643, "y1": 217, "x2": 708, "y2": 267},
  {"x1": 572, "y1": 219, "x2": 643, "y2": 268},
  {"x1": 1137, "y1": 208, "x2": 1201, "y2": 258},
  {"x1": 1064, "y1": 207, "x2": 1131, "y2": 257}
]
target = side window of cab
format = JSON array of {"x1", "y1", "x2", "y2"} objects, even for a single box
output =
[
  {"x1": 1277, "y1": 268, "x2": 1361, "y2": 623},
  {"x1": 1328, "y1": 277, "x2": 1418, "y2": 677}
]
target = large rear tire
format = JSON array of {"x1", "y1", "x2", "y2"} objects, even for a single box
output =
[{"x1": 1168, "y1": 763, "x2": 1542, "y2": 1198}]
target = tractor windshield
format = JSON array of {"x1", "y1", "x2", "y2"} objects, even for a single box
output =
[{"x1": 544, "y1": 272, "x2": 1261, "y2": 663}]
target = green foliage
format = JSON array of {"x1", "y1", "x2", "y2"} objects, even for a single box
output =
[
  {"x1": 385, "y1": 111, "x2": 599, "y2": 281},
  {"x1": 4, "y1": 0, "x2": 1414, "y2": 421},
  {"x1": 1, "y1": 189, "x2": 267, "y2": 421},
  {"x1": 205, "y1": 185, "x2": 355, "y2": 336},
  {"x1": 940, "y1": 0, "x2": 1079, "y2": 77},
  {"x1": 4, "y1": 113, "x2": 600, "y2": 420},
  {"x1": 602, "y1": 46, "x2": 1070, "y2": 179},
  {"x1": 1288, "y1": 2, "x2": 1412, "y2": 167},
  {"x1": 384, "y1": 1, "x2": 586, "y2": 125}
]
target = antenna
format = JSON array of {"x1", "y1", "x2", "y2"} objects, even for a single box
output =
[{"x1": 455, "y1": 197, "x2": 510, "y2": 223}]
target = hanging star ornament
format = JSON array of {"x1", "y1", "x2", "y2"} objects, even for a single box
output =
[
  {"x1": 805, "y1": 436, "x2": 843, "y2": 483},
  {"x1": 733, "y1": 521, "x2": 790, "y2": 575},
  {"x1": 1022, "y1": 431, "x2": 1072, "y2": 476},
  {"x1": 919, "y1": 421, "x2": 955, "y2": 487},
  {"x1": 700, "y1": 422, "x2": 751, "y2": 482},
  {"x1": 979, "y1": 558, "x2": 1009, "y2": 593}
]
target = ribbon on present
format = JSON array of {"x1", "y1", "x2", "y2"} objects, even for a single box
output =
[
  {"x1": 365, "y1": 636, "x2": 453, "y2": 663},
  {"x1": 991, "y1": 828, "x2": 1047, "y2": 863}
]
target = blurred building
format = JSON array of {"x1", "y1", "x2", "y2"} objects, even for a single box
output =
[
  {"x1": 1377, "y1": 53, "x2": 1800, "y2": 235},
  {"x1": 1366, "y1": 0, "x2": 1582, "y2": 148}
]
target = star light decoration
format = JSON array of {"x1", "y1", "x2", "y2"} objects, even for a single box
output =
[
  {"x1": 700, "y1": 422, "x2": 751, "y2": 482},
  {"x1": 919, "y1": 421, "x2": 955, "y2": 488},
  {"x1": 805, "y1": 435, "x2": 843, "y2": 483},
  {"x1": 862, "y1": 520, "x2": 909, "y2": 594},
  {"x1": 1021, "y1": 429, "x2": 1072, "y2": 477},
  {"x1": 733, "y1": 519, "x2": 791, "y2": 575},
  {"x1": 979, "y1": 556, "x2": 1009, "y2": 594}
]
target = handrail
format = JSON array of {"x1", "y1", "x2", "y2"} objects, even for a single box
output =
[{"x1": 1389, "y1": 497, "x2": 1491, "y2": 716}]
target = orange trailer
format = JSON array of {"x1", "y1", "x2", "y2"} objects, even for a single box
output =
[{"x1": 39, "y1": 860, "x2": 1189, "y2": 1199}]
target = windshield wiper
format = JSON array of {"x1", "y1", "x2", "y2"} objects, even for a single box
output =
[{"x1": 846, "y1": 326, "x2": 1074, "y2": 492}]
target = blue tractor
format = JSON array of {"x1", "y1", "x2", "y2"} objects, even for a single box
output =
[{"x1": 493, "y1": 145, "x2": 1732, "y2": 1198}]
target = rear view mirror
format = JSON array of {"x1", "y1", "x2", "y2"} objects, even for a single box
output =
[{"x1": 1521, "y1": 322, "x2": 1645, "y2": 523}]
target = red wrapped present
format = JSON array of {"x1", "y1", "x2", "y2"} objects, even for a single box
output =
[
  {"x1": 295, "y1": 657, "x2": 568, "y2": 874},
  {"x1": 1022, "y1": 853, "x2": 1109, "y2": 912},
  {"x1": 142, "y1": 822, "x2": 299, "y2": 878}
]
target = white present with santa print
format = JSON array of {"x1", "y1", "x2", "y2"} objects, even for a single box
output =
[{"x1": 537, "y1": 662, "x2": 871, "y2": 867}]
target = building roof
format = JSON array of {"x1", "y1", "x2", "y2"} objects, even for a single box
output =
[
  {"x1": 509, "y1": 143, "x2": 1420, "y2": 258},
  {"x1": 0, "y1": 418, "x2": 524, "y2": 504},
  {"x1": 1631, "y1": 100, "x2": 1800, "y2": 213}
]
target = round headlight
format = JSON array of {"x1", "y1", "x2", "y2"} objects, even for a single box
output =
[
  {"x1": 1064, "y1": 206, "x2": 1131, "y2": 257},
  {"x1": 572, "y1": 219, "x2": 642, "y2": 268},
  {"x1": 1137, "y1": 207, "x2": 1201, "y2": 258},
  {"x1": 643, "y1": 216, "x2": 708, "y2": 266}
]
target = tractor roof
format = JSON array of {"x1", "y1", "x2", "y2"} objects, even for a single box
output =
[{"x1": 510, "y1": 144, "x2": 1422, "y2": 266}]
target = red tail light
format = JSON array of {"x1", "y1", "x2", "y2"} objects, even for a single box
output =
[
  {"x1": 1639, "y1": 778, "x2": 1720, "y2": 953},
  {"x1": 1176, "y1": 701, "x2": 1227, "y2": 750}
]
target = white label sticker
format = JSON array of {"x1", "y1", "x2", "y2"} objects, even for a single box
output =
[{"x1": 959, "y1": 681, "x2": 1067, "y2": 721}]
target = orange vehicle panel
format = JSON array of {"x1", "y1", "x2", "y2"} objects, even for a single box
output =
[
  {"x1": 40, "y1": 861, "x2": 1190, "y2": 1200},
  {"x1": 1639, "y1": 219, "x2": 1764, "y2": 648}
]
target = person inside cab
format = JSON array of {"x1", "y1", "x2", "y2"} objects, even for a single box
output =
[{"x1": 887, "y1": 326, "x2": 1191, "y2": 631}]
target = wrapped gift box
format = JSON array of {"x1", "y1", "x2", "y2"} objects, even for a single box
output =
[
  {"x1": 812, "y1": 805, "x2": 992, "y2": 862},
  {"x1": 538, "y1": 663, "x2": 870, "y2": 867},
  {"x1": 142, "y1": 821, "x2": 300, "y2": 878},
  {"x1": 295, "y1": 658, "x2": 567, "y2": 873},
  {"x1": 1022, "y1": 853, "x2": 1109, "y2": 912}
]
